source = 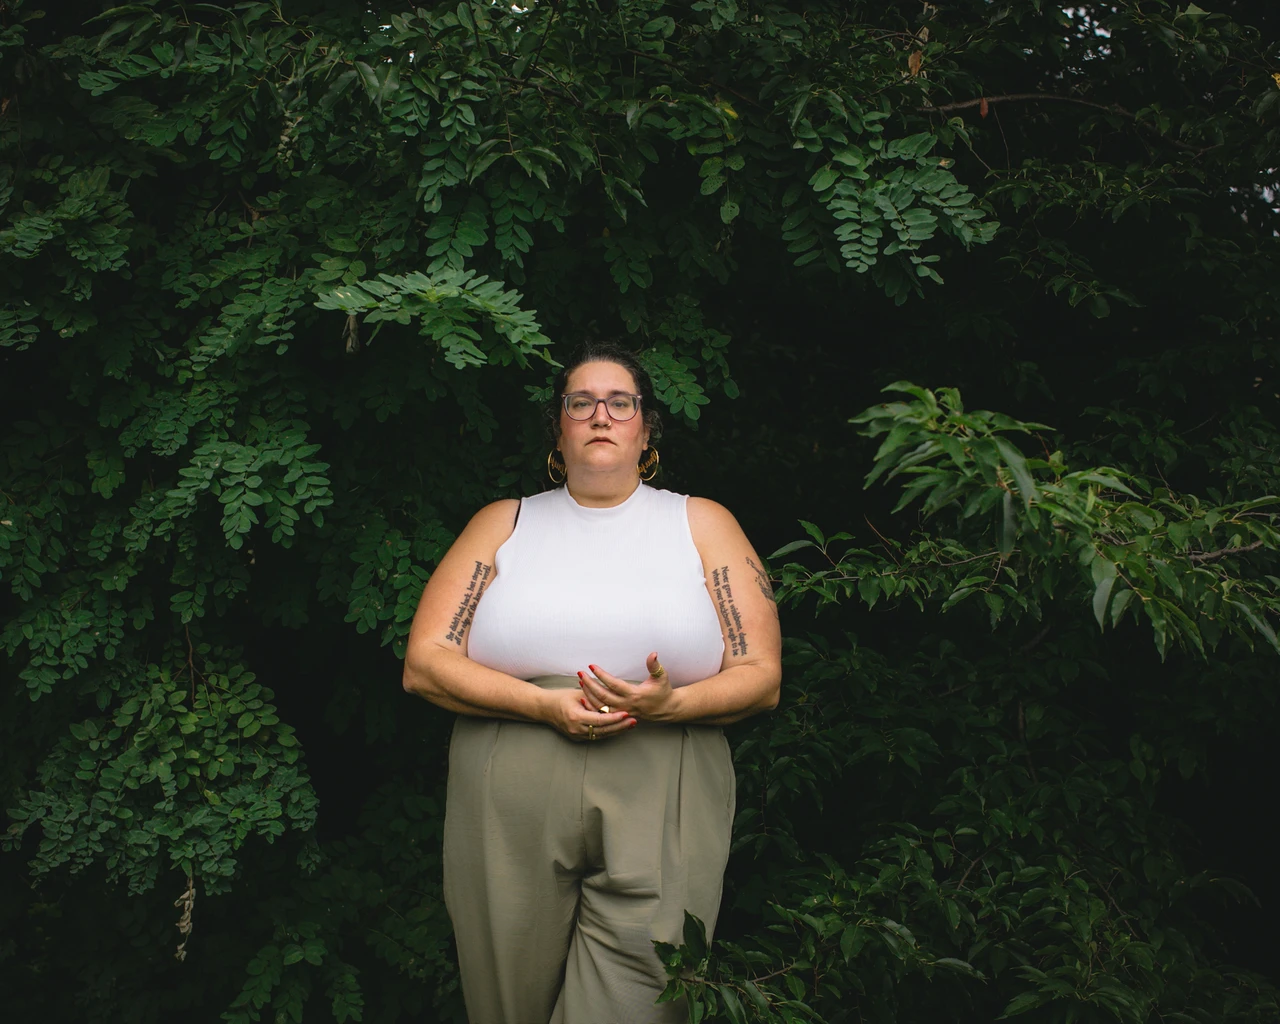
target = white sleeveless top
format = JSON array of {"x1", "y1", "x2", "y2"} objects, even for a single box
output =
[{"x1": 467, "y1": 485, "x2": 725, "y2": 686}]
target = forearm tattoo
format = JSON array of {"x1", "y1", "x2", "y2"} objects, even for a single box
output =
[
  {"x1": 711, "y1": 565, "x2": 748, "y2": 657},
  {"x1": 746, "y1": 555, "x2": 779, "y2": 617},
  {"x1": 445, "y1": 560, "x2": 492, "y2": 645}
]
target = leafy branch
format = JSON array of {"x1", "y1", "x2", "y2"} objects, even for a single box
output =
[{"x1": 774, "y1": 384, "x2": 1280, "y2": 659}]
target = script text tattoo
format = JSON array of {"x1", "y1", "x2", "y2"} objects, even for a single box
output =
[
  {"x1": 446, "y1": 560, "x2": 492, "y2": 645},
  {"x1": 712, "y1": 565, "x2": 748, "y2": 658}
]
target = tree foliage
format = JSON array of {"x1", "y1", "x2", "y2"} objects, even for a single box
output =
[{"x1": 3, "y1": 0, "x2": 1280, "y2": 1021}]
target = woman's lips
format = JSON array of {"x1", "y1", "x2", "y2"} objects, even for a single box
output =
[{"x1": 587, "y1": 438, "x2": 615, "y2": 445}]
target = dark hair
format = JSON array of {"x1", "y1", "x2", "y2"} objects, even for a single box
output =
[{"x1": 546, "y1": 341, "x2": 664, "y2": 453}]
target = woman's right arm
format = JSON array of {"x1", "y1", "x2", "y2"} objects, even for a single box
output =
[
  {"x1": 401, "y1": 500, "x2": 634, "y2": 738},
  {"x1": 402, "y1": 499, "x2": 543, "y2": 719}
]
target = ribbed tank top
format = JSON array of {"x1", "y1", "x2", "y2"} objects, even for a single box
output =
[{"x1": 467, "y1": 484, "x2": 725, "y2": 686}]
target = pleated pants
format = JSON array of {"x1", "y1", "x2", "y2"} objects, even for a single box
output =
[{"x1": 442, "y1": 675, "x2": 736, "y2": 1024}]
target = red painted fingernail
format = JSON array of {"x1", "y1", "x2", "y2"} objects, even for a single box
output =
[{"x1": 629, "y1": 720, "x2": 638, "y2": 729}]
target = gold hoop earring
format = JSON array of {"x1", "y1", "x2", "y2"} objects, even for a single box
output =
[
  {"x1": 637, "y1": 447, "x2": 659, "y2": 482},
  {"x1": 546, "y1": 450, "x2": 567, "y2": 484}
]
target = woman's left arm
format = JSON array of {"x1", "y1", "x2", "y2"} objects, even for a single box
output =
[{"x1": 581, "y1": 497, "x2": 782, "y2": 726}]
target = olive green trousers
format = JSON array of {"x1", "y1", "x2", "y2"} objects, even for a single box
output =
[{"x1": 443, "y1": 675, "x2": 736, "y2": 1024}]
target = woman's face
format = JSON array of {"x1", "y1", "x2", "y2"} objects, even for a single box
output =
[{"x1": 559, "y1": 360, "x2": 650, "y2": 479}]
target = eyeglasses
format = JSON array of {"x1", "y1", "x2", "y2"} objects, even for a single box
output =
[{"x1": 561, "y1": 392, "x2": 642, "y2": 421}]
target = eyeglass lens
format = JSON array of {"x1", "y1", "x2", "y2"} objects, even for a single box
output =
[{"x1": 563, "y1": 394, "x2": 640, "y2": 421}]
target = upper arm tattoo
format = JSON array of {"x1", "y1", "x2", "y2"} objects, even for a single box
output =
[
  {"x1": 746, "y1": 555, "x2": 779, "y2": 618},
  {"x1": 445, "y1": 560, "x2": 492, "y2": 645},
  {"x1": 711, "y1": 565, "x2": 748, "y2": 658}
]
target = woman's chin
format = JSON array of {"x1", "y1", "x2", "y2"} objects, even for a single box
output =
[{"x1": 572, "y1": 454, "x2": 633, "y2": 475}]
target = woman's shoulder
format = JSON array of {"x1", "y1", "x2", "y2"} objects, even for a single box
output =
[
  {"x1": 682, "y1": 494, "x2": 744, "y2": 543},
  {"x1": 471, "y1": 497, "x2": 521, "y2": 522},
  {"x1": 683, "y1": 494, "x2": 737, "y2": 521},
  {"x1": 460, "y1": 498, "x2": 521, "y2": 545}
]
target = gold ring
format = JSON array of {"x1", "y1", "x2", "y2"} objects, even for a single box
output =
[
  {"x1": 599, "y1": 704, "x2": 611, "y2": 714},
  {"x1": 587, "y1": 724, "x2": 596, "y2": 741},
  {"x1": 651, "y1": 660, "x2": 666, "y2": 678}
]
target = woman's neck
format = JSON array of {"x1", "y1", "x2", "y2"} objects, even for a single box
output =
[{"x1": 565, "y1": 470, "x2": 641, "y2": 508}]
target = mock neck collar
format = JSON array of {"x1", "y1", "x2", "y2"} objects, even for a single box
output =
[{"x1": 560, "y1": 482, "x2": 649, "y2": 518}]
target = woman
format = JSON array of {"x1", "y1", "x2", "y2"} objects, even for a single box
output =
[{"x1": 402, "y1": 342, "x2": 782, "y2": 1023}]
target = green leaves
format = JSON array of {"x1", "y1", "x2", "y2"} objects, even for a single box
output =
[
  {"x1": 641, "y1": 345, "x2": 713, "y2": 422},
  {"x1": 825, "y1": 148, "x2": 996, "y2": 298},
  {"x1": 803, "y1": 383, "x2": 1280, "y2": 657},
  {"x1": 3, "y1": 652, "x2": 316, "y2": 896},
  {"x1": 151, "y1": 430, "x2": 334, "y2": 558},
  {"x1": 688, "y1": 617, "x2": 1280, "y2": 1023},
  {"x1": 4, "y1": 1, "x2": 1280, "y2": 1022},
  {"x1": 314, "y1": 268, "x2": 552, "y2": 370}
]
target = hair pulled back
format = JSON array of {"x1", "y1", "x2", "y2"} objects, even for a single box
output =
[{"x1": 547, "y1": 341, "x2": 663, "y2": 454}]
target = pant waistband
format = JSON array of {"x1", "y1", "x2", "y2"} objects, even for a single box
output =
[{"x1": 526, "y1": 674, "x2": 581, "y2": 691}]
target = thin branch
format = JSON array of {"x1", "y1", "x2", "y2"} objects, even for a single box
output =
[
  {"x1": 748, "y1": 964, "x2": 795, "y2": 985},
  {"x1": 986, "y1": 553, "x2": 1006, "y2": 592},
  {"x1": 1082, "y1": 866, "x2": 1140, "y2": 939},
  {"x1": 1017, "y1": 698, "x2": 1039, "y2": 784},
  {"x1": 1018, "y1": 624, "x2": 1052, "y2": 656},
  {"x1": 1188, "y1": 539, "x2": 1266, "y2": 563},
  {"x1": 917, "y1": 93, "x2": 1215, "y2": 155},
  {"x1": 921, "y1": 92, "x2": 1117, "y2": 114},
  {"x1": 184, "y1": 624, "x2": 199, "y2": 701},
  {"x1": 956, "y1": 843, "x2": 998, "y2": 891},
  {"x1": 938, "y1": 551, "x2": 1004, "y2": 568},
  {"x1": 498, "y1": 74, "x2": 582, "y2": 109},
  {"x1": 536, "y1": 65, "x2": 585, "y2": 109},
  {"x1": 783, "y1": 548, "x2": 1008, "y2": 592},
  {"x1": 863, "y1": 515, "x2": 901, "y2": 565},
  {"x1": 992, "y1": 100, "x2": 1011, "y2": 170},
  {"x1": 520, "y1": 0, "x2": 558, "y2": 82}
]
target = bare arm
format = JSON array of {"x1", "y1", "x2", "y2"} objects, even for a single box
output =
[
  {"x1": 402, "y1": 500, "x2": 633, "y2": 740},
  {"x1": 579, "y1": 497, "x2": 782, "y2": 726}
]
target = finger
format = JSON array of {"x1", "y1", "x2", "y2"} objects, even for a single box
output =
[
  {"x1": 577, "y1": 673, "x2": 614, "y2": 708},
  {"x1": 593, "y1": 714, "x2": 639, "y2": 738},
  {"x1": 579, "y1": 670, "x2": 634, "y2": 705},
  {"x1": 578, "y1": 670, "x2": 611, "y2": 696},
  {"x1": 586, "y1": 663, "x2": 622, "y2": 687},
  {"x1": 577, "y1": 695, "x2": 631, "y2": 721},
  {"x1": 572, "y1": 709, "x2": 632, "y2": 741},
  {"x1": 574, "y1": 705, "x2": 631, "y2": 727},
  {"x1": 646, "y1": 651, "x2": 667, "y2": 679},
  {"x1": 587, "y1": 663, "x2": 637, "y2": 693}
]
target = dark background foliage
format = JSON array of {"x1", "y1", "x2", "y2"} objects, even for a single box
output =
[{"x1": 3, "y1": 1, "x2": 1280, "y2": 1021}]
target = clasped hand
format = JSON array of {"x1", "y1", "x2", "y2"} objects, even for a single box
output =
[{"x1": 578, "y1": 653, "x2": 675, "y2": 724}]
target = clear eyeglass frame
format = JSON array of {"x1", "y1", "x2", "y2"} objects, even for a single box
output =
[{"x1": 561, "y1": 393, "x2": 643, "y2": 422}]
